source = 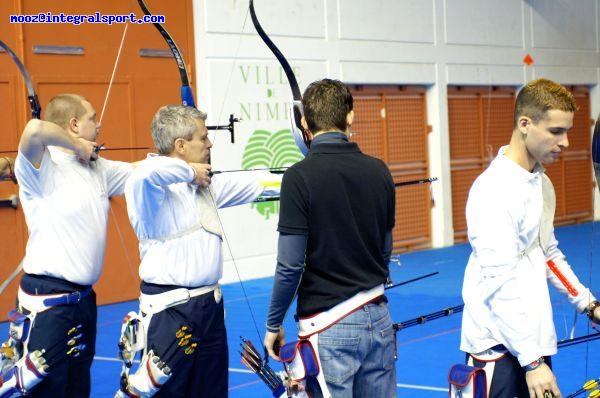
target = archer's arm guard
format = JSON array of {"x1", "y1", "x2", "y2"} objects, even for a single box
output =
[
  {"x1": 115, "y1": 350, "x2": 170, "y2": 398},
  {"x1": 0, "y1": 350, "x2": 47, "y2": 398},
  {"x1": 258, "y1": 172, "x2": 282, "y2": 199}
]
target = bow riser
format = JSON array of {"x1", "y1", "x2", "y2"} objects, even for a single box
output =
[{"x1": 138, "y1": 0, "x2": 237, "y2": 140}]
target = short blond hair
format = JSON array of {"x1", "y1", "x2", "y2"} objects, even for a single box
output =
[
  {"x1": 44, "y1": 94, "x2": 88, "y2": 129},
  {"x1": 514, "y1": 78, "x2": 578, "y2": 127}
]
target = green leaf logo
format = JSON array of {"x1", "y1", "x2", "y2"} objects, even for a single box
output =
[{"x1": 242, "y1": 129, "x2": 304, "y2": 219}]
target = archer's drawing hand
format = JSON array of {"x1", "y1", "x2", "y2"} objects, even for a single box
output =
[{"x1": 189, "y1": 163, "x2": 212, "y2": 188}]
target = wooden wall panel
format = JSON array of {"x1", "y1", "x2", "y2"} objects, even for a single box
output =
[
  {"x1": 448, "y1": 97, "x2": 483, "y2": 159},
  {"x1": 387, "y1": 95, "x2": 428, "y2": 163},
  {"x1": 0, "y1": 181, "x2": 25, "y2": 315},
  {"x1": 565, "y1": 158, "x2": 593, "y2": 216},
  {"x1": 448, "y1": 85, "x2": 592, "y2": 243},
  {"x1": 393, "y1": 171, "x2": 431, "y2": 252},
  {"x1": 449, "y1": 87, "x2": 515, "y2": 242},
  {"x1": 351, "y1": 96, "x2": 385, "y2": 159},
  {"x1": 0, "y1": 1, "x2": 25, "y2": 318},
  {"x1": 351, "y1": 86, "x2": 432, "y2": 252},
  {"x1": 450, "y1": 167, "x2": 483, "y2": 242},
  {"x1": 545, "y1": 162, "x2": 566, "y2": 220},
  {"x1": 481, "y1": 95, "x2": 515, "y2": 160},
  {"x1": 0, "y1": 76, "x2": 19, "y2": 153}
]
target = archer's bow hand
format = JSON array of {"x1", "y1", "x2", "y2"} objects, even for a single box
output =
[
  {"x1": 525, "y1": 364, "x2": 561, "y2": 398},
  {"x1": 586, "y1": 300, "x2": 600, "y2": 323}
]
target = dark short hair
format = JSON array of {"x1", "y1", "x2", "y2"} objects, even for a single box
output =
[{"x1": 302, "y1": 78, "x2": 353, "y2": 133}]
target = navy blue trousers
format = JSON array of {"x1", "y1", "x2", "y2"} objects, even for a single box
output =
[
  {"x1": 18, "y1": 273, "x2": 96, "y2": 398},
  {"x1": 141, "y1": 282, "x2": 228, "y2": 398},
  {"x1": 471, "y1": 352, "x2": 553, "y2": 398}
]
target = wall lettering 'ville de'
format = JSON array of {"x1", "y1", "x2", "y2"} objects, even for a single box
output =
[{"x1": 238, "y1": 64, "x2": 300, "y2": 122}]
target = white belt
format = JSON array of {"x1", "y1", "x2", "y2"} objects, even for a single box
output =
[
  {"x1": 140, "y1": 223, "x2": 204, "y2": 244},
  {"x1": 17, "y1": 286, "x2": 91, "y2": 313},
  {"x1": 139, "y1": 284, "x2": 220, "y2": 315},
  {"x1": 298, "y1": 284, "x2": 384, "y2": 337}
]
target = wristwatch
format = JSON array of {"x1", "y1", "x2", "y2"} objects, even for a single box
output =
[
  {"x1": 523, "y1": 357, "x2": 545, "y2": 372},
  {"x1": 586, "y1": 300, "x2": 600, "y2": 321}
]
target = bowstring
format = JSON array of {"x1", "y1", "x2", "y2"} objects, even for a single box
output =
[
  {"x1": 207, "y1": 187, "x2": 265, "y2": 346},
  {"x1": 100, "y1": 19, "x2": 138, "y2": 279},
  {"x1": 99, "y1": 22, "x2": 129, "y2": 127},
  {"x1": 202, "y1": 4, "x2": 264, "y2": 346},
  {"x1": 208, "y1": 5, "x2": 250, "y2": 146}
]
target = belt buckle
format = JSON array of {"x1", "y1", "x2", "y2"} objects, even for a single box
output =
[
  {"x1": 68, "y1": 291, "x2": 81, "y2": 305},
  {"x1": 171, "y1": 288, "x2": 191, "y2": 307}
]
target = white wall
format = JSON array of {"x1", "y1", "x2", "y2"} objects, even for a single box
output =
[{"x1": 192, "y1": 0, "x2": 600, "y2": 281}]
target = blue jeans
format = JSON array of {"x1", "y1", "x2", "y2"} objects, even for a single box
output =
[{"x1": 307, "y1": 300, "x2": 397, "y2": 398}]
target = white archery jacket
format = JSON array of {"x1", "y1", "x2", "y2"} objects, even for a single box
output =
[{"x1": 460, "y1": 147, "x2": 596, "y2": 367}]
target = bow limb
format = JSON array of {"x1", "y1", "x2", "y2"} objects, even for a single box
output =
[
  {"x1": 137, "y1": 0, "x2": 237, "y2": 142},
  {"x1": 249, "y1": 0, "x2": 310, "y2": 156},
  {"x1": 0, "y1": 41, "x2": 37, "y2": 296},
  {"x1": 137, "y1": 0, "x2": 195, "y2": 108},
  {"x1": 0, "y1": 40, "x2": 41, "y2": 119},
  {"x1": 587, "y1": 115, "x2": 600, "y2": 375},
  {"x1": 592, "y1": 116, "x2": 600, "y2": 187}
]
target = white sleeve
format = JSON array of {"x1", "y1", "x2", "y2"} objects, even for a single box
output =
[
  {"x1": 211, "y1": 170, "x2": 275, "y2": 208},
  {"x1": 102, "y1": 158, "x2": 134, "y2": 197},
  {"x1": 125, "y1": 156, "x2": 195, "y2": 223},
  {"x1": 14, "y1": 149, "x2": 54, "y2": 199}
]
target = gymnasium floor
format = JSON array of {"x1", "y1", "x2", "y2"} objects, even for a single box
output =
[{"x1": 3, "y1": 222, "x2": 600, "y2": 397}]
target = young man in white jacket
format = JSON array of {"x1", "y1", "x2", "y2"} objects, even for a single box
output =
[{"x1": 461, "y1": 78, "x2": 600, "y2": 398}]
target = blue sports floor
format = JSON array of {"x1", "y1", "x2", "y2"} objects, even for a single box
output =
[{"x1": 3, "y1": 222, "x2": 600, "y2": 397}]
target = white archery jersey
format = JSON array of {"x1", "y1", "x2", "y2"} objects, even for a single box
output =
[
  {"x1": 15, "y1": 147, "x2": 132, "y2": 286},
  {"x1": 460, "y1": 147, "x2": 596, "y2": 366},
  {"x1": 125, "y1": 154, "x2": 278, "y2": 287}
]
